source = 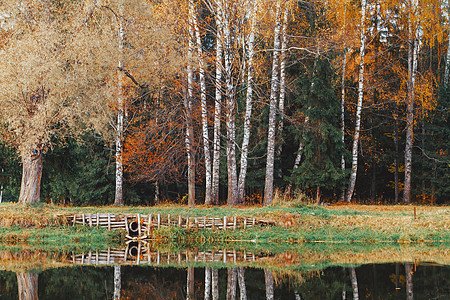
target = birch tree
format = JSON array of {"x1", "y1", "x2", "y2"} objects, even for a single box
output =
[
  {"x1": 346, "y1": 0, "x2": 367, "y2": 202},
  {"x1": 264, "y1": 0, "x2": 282, "y2": 206},
  {"x1": 186, "y1": 0, "x2": 197, "y2": 207},
  {"x1": 237, "y1": 0, "x2": 258, "y2": 204},
  {"x1": 403, "y1": 0, "x2": 420, "y2": 204},
  {"x1": 114, "y1": 0, "x2": 125, "y2": 206},
  {"x1": 211, "y1": 0, "x2": 224, "y2": 205}
]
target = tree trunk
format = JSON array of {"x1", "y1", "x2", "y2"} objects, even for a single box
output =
[
  {"x1": 264, "y1": 270, "x2": 274, "y2": 300},
  {"x1": 237, "y1": 0, "x2": 257, "y2": 205},
  {"x1": 346, "y1": 0, "x2": 367, "y2": 203},
  {"x1": 226, "y1": 268, "x2": 237, "y2": 300},
  {"x1": 187, "y1": 267, "x2": 195, "y2": 300},
  {"x1": 404, "y1": 6, "x2": 419, "y2": 204},
  {"x1": 444, "y1": 0, "x2": 450, "y2": 86},
  {"x1": 113, "y1": 265, "x2": 121, "y2": 300},
  {"x1": 264, "y1": 0, "x2": 282, "y2": 206},
  {"x1": 212, "y1": 1, "x2": 223, "y2": 205},
  {"x1": 394, "y1": 108, "x2": 399, "y2": 203},
  {"x1": 205, "y1": 267, "x2": 212, "y2": 300},
  {"x1": 276, "y1": 3, "x2": 289, "y2": 155},
  {"x1": 349, "y1": 267, "x2": 359, "y2": 300},
  {"x1": 186, "y1": 0, "x2": 196, "y2": 208},
  {"x1": 340, "y1": 48, "x2": 348, "y2": 202},
  {"x1": 18, "y1": 151, "x2": 43, "y2": 204},
  {"x1": 114, "y1": 0, "x2": 125, "y2": 206},
  {"x1": 17, "y1": 273, "x2": 38, "y2": 300},
  {"x1": 237, "y1": 267, "x2": 247, "y2": 300},
  {"x1": 223, "y1": 3, "x2": 238, "y2": 206},
  {"x1": 212, "y1": 268, "x2": 219, "y2": 300},
  {"x1": 194, "y1": 2, "x2": 212, "y2": 206},
  {"x1": 405, "y1": 263, "x2": 414, "y2": 300}
]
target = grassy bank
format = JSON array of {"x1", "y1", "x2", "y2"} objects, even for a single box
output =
[{"x1": 0, "y1": 202, "x2": 449, "y2": 245}]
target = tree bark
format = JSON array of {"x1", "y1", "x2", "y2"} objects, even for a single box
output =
[
  {"x1": 226, "y1": 268, "x2": 237, "y2": 300},
  {"x1": 205, "y1": 267, "x2": 212, "y2": 300},
  {"x1": 194, "y1": 2, "x2": 212, "y2": 206},
  {"x1": 340, "y1": 46, "x2": 348, "y2": 202},
  {"x1": 223, "y1": 2, "x2": 238, "y2": 206},
  {"x1": 114, "y1": 0, "x2": 125, "y2": 206},
  {"x1": 18, "y1": 151, "x2": 43, "y2": 204},
  {"x1": 394, "y1": 107, "x2": 399, "y2": 203},
  {"x1": 212, "y1": 268, "x2": 219, "y2": 300},
  {"x1": 186, "y1": 0, "x2": 196, "y2": 208},
  {"x1": 264, "y1": 270, "x2": 274, "y2": 300},
  {"x1": 237, "y1": 267, "x2": 247, "y2": 300},
  {"x1": 444, "y1": 0, "x2": 450, "y2": 86},
  {"x1": 113, "y1": 265, "x2": 121, "y2": 300},
  {"x1": 346, "y1": 0, "x2": 367, "y2": 203},
  {"x1": 349, "y1": 267, "x2": 359, "y2": 300},
  {"x1": 404, "y1": 3, "x2": 419, "y2": 204},
  {"x1": 264, "y1": 0, "x2": 282, "y2": 206},
  {"x1": 405, "y1": 263, "x2": 414, "y2": 300},
  {"x1": 212, "y1": 0, "x2": 223, "y2": 205},
  {"x1": 237, "y1": 0, "x2": 257, "y2": 205},
  {"x1": 276, "y1": 3, "x2": 289, "y2": 155},
  {"x1": 187, "y1": 267, "x2": 195, "y2": 300},
  {"x1": 17, "y1": 273, "x2": 38, "y2": 300}
]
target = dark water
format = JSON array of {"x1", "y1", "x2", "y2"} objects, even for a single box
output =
[{"x1": 0, "y1": 263, "x2": 449, "y2": 299}]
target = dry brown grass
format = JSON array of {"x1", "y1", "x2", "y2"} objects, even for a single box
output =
[{"x1": 0, "y1": 203, "x2": 67, "y2": 228}]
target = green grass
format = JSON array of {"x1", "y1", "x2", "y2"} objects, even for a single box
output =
[{"x1": 0, "y1": 202, "x2": 449, "y2": 247}]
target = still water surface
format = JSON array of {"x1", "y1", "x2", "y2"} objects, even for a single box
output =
[{"x1": 0, "y1": 247, "x2": 448, "y2": 299}]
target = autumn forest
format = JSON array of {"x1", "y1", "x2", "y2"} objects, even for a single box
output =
[{"x1": 0, "y1": 0, "x2": 449, "y2": 207}]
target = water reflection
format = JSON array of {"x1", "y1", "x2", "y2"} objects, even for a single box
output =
[
  {"x1": 3, "y1": 263, "x2": 447, "y2": 299},
  {"x1": 0, "y1": 246, "x2": 449, "y2": 299}
]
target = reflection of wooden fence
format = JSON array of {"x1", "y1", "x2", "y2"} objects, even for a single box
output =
[
  {"x1": 68, "y1": 213, "x2": 272, "y2": 237},
  {"x1": 70, "y1": 245, "x2": 264, "y2": 267}
]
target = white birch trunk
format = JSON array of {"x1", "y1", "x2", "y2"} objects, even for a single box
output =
[
  {"x1": 345, "y1": 0, "x2": 367, "y2": 203},
  {"x1": 237, "y1": 0, "x2": 257, "y2": 205},
  {"x1": 340, "y1": 5, "x2": 348, "y2": 202},
  {"x1": 212, "y1": 268, "x2": 219, "y2": 300},
  {"x1": 114, "y1": 0, "x2": 125, "y2": 206},
  {"x1": 444, "y1": 0, "x2": 450, "y2": 86},
  {"x1": 113, "y1": 265, "x2": 121, "y2": 300},
  {"x1": 404, "y1": 1, "x2": 419, "y2": 204},
  {"x1": 276, "y1": 3, "x2": 289, "y2": 151},
  {"x1": 186, "y1": 0, "x2": 196, "y2": 208},
  {"x1": 187, "y1": 267, "x2": 195, "y2": 300},
  {"x1": 205, "y1": 267, "x2": 212, "y2": 300},
  {"x1": 237, "y1": 267, "x2": 247, "y2": 300},
  {"x1": 194, "y1": 3, "x2": 212, "y2": 205},
  {"x1": 226, "y1": 268, "x2": 237, "y2": 300},
  {"x1": 405, "y1": 263, "x2": 414, "y2": 300},
  {"x1": 264, "y1": 270, "x2": 274, "y2": 300},
  {"x1": 212, "y1": 1, "x2": 223, "y2": 205},
  {"x1": 340, "y1": 49, "x2": 348, "y2": 202},
  {"x1": 264, "y1": 0, "x2": 282, "y2": 206},
  {"x1": 349, "y1": 267, "x2": 359, "y2": 300},
  {"x1": 223, "y1": 2, "x2": 238, "y2": 206}
]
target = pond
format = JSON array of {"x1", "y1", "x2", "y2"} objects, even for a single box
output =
[{"x1": 0, "y1": 244, "x2": 449, "y2": 299}]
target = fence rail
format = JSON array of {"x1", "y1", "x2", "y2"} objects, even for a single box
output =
[
  {"x1": 70, "y1": 246, "x2": 263, "y2": 266},
  {"x1": 67, "y1": 213, "x2": 273, "y2": 238}
]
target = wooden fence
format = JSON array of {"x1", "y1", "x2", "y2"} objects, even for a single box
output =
[
  {"x1": 67, "y1": 213, "x2": 273, "y2": 238},
  {"x1": 70, "y1": 245, "x2": 264, "y2": 267}
]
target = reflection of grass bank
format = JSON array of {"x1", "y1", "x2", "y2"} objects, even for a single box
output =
[
  {"x1": 0, "y1": 202, "x2": 449, "y2": 244},
  {"x1": 0, "y1": 241, "x2": 448, "y2": 273}
]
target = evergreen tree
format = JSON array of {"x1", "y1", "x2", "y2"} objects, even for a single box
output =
[{"x1": 287, "y1": 58, "x2": 347, "y2": 200}]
